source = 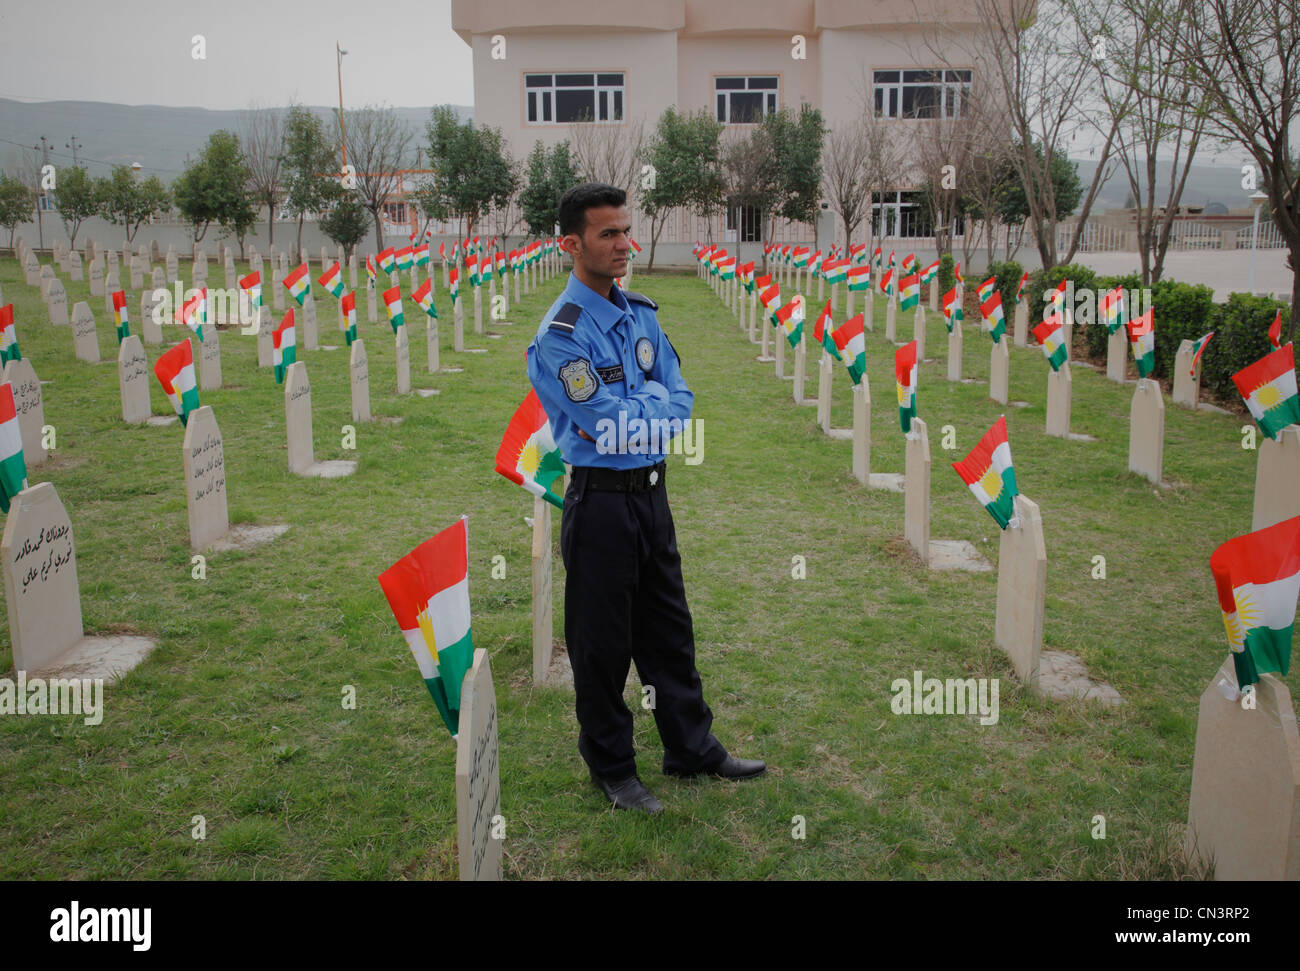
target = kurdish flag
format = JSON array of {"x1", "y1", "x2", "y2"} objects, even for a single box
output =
[
  {"x1": 1033, "y1": 314, "x2": 1068, "y2": 371},
  {"x1": 366, "y1": 255, "x2": 378, "y2": 288},
  {"x1": 1048, "y1": 278, "x2": 1068, "y2": 313},
  {"x1": 176, "y1": 292, "x2": 205, "y2": 342},
  {"x1": 284, "y1": 264, "x2": 311, "y2": 306},
  {"x1": 895, "y1": 340, "x2": 918, "y2": 434},
  {"x1": 1190, "y1": 331, "x2": 1214, "y2": 376},
  {"x1": 921, "y1": 260, "x2": 940, "y2": 285},
  {"x1": 494, "y1": 388, "x2": 565, "y2": 509},
  {"x1": 414, "y1": 244, "x2": 430, "y2": 268},
  {"x1": 739, "y1": 262, "x2": 755, "y2": 292},
  {"x1": 1269, "y1": 308, "x2": 1284, "y2": 350},
  {"x1": 833, "y1": 313, "x2": 867, "y2": 385},
  {"x1": 1127, "y1": 308, "x2": 1155, "y2": 378},
  {"x1": 449, "y1": 268, "x2": 460, "y2": 304},
  {"x1": 981, "y1": 289, "x2": 1007, "y2": 343},
  {"x1": 941, "y1": 287, "x2": 958, "y2": 333},
  {"x1": 814, "y1": 301, "x2": 838, "y2": 359},
  {"x1": 808, "y1": 250, "x2": 823, "y2": 276},
  {"x1": 719, "y1": 257, "x2": 737, "y2": 281},
  {"x1": 0, "y1": 305, "x2": 19, "y2": 363},
  {"x1": 413, "y1": 278, "x2": 438, "y2": 319},
  {"x1": 878, "y1": 267, "x2": 893, "y2": 297},
  {"x1": 1212, "y1": 514, "x2": 1300, "y2": 688},
  {"x1": 1099, "y1": 287, "x2": 1126, "y2": 335},
  {"x1": 494, "y1": 252, "x2": 506, "y2": 277},
  {"x1": 1233, "y1": 343, "x2": 1300, "y2": 440},
  {"x1": 900, "y1": 271, "x2": 920, "y2": 311},
  {"x1": 273, "y1": 309, "x2": 296, "y2": 384},
  {"x1": 480, "y1": 251, "x2": 494, "y2": 283},
  {"x1": 112, "y1": 290, "x2": 130, "y2": 343},
  {"x1": 378, "y1": 248, "x2": 397, "y2": 274},
  {"x1": 792, "y1": 246, "x2": 810, "y2": 268},
  {"x1": 872, "y1": 246, "x2": 883, "y2": 273},
  {"x1": 154, "y1": 339, "x2": 199, "y2": 425},
  {"x1": 776, "y1": 296, "x2": 805, "y2": 348},
  {"x1": 395, "y1": 246, "x2": 414, "y2": 272},
  {"x1": 952, "y1": 416, "x2": 1019, "y2": 529},
  {"x1": 847, "y1": 264, "x2": 871, "y2": 292},
  {"x1": 760, "y1": 283, "x2": 782, "y2": 321},
  {"x1": 850, "y1": 243, "x2": 867, "y2": 264},
  {"x1": 629, "y1": 238, "x2": 642, "y2": 259},
  {"x1": 318, "y1": 262, "x2": 344, "y2": 298},
  {"x1": 466, "y1": 254, "x2": 480, "y2": 287},
  {"x1": 0, "y1": 382, "x2": 27, "y2": 512},
  {"x1": 383, "y1": 286, "x2": 405, "y2": 332},
  {"x1": 976, "y1": 276, "x2": 996, "y2": 304},
  {"x1": 823, "y1": 259, "x2": 849, "y2": 286},
  {"x1": 341, "y1": 291, "x2": 357, "y2": 346},
  {"x1": 1016, "y1": 271, "x2": 1029, "y2": 304},
  {"x1": 376, "y1": 517, "x2": 476, "y2": 737},
  {"x1": 239, "y1": 270, "x2": 262, "y2": 312}
]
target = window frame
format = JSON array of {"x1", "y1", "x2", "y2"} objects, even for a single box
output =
[
  {"x1": 714, "y1": 75, "x2": 781, "y2": 125},
  {"x1": 525, "y1": 71, "x2": 626, "y2": 125},
  {"x1": 872, "y1": 68, "x2": 973, "y2": 120}
]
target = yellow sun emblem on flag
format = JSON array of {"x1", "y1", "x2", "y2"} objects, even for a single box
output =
[
  {"x1": 1255, "y1": 382, "x2": 1281, "y2": 409},
  {"x1": 519, "y1": 440, "x2": 541, "y2": 478},
  {"x1": 1222, "y1": 586, "x2": 1261, "y2": 653},
  {"x1": 896, "y1": 383, "x2": 908, "y2": 405},
  {"x1": 978, "y1": 467, "x2": 1002, "y2": 499},
  {"x1": 416, "y1": 605, "x2": 438, "y2": 655}
]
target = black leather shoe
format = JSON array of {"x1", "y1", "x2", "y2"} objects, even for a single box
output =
[
  {"x1": 665, "y1": 754, "x2": 767, "y2": 780},
  {"x1": 592, "y1": 773, "x2": 664, "y2": 814}
]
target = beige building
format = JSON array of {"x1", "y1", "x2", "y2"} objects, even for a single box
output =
[{"x1": 452, "y1": 0, "x2": 1005, "y2": 254}]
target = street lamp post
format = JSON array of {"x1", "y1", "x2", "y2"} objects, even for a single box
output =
[
  {"x1": 1249, "y1": 190, "x2": 1268, "y2": 295},
  {"x1": 337, "y1": 43, "x2": 348, "y2": 171}
]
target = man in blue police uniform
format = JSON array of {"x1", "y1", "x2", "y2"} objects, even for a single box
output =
[{"x1": 527, "y1": 182, "x2": 765, "y2": 814}]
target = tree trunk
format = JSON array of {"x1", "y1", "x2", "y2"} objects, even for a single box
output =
[
  {"x1": 268, "y1": 202, "x2": 275, "y2": 248},
  {"x1": 373, "y1": 210, "x2": 384, "y2": 255},
  {"x1": 297, "y1": 213, "x2": 305, "y2": 261}
]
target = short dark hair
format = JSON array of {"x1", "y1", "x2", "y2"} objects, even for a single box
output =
[{"x1": 558, "y1": 182, "x2": 627, "y2": 237}]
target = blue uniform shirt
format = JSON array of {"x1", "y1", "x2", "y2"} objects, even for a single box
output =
[{"x1": 527, "y1": 272, "x2": 692, "y2": 470}]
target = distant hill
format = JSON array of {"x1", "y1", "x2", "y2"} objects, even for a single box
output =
[{"x1": 0, "y1": 99, "x2": 473, "y2": 183}]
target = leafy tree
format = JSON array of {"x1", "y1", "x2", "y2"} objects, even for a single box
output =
[
  {"x1": 423, "y1": 105, "x2": 517, "y2": 241},
  {"x1": 519, "y1": 140, "x2": 580, "y2": 237},
  {"x1": 995, "y1": 141, "x2": 1082, "y2": 232},
  {"x1": 53, "y1": 165, "x2": 100, "y2": 248},
  {"x1": 319, "y1": 192, "x2": 371, "y2": 259},
  {"x1": 173, "y1": 131, "x2": 256, "y2": 250},
  {"x1": 0, "y1": 174, "x2": 33, "y2": 249},
  {"x1": 641, "y1": 108, "x2": 725, "y2": 272},
  {"x1": 763, "y1": 104, "x2": 826, "y2": 231},
  {"x1": 98, "y1": 165, "x2": 170, "y2": 242},
  {"x1": 282, "y1": 105, "x2": 341, "y2": 257},
  {"x1": 240, "y1": 106, "x2": 285, "y2": 247}
]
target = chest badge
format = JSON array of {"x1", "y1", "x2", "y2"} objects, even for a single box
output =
[
  {"x1": 636, "y1": 336, "x2": 656, "y2": 373},
  {"x1": 559, "y1": 358, "x2": 597, "y2": 402}
]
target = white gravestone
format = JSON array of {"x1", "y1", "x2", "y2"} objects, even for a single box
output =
[
  {"x1": 39, "y1": 264, "x2": 54, "y2": 298},
  {"x1": 1171, "y1": 339, "x2": 1200, "y2": 409},
  {"x1": 151, "y1": 266, "x2": 166, "y2": 293},
  {"x1": 183, "y1": 406, "x2": 228, "y2": 551},
  {"x1": 68, "y1": 251, "x2": 83, "y2": 282},
  {"x1": 1252, "y1": 425, "x2": 1300, "y2": 531},
  {"x1": 989, "y1": 337, "x2": 1009, "y2": 405},
  {"x1": 199, "y1": 326, "x2": 221, "y2": 391},
  {"x1": 427, "y1": 315, "x2": 440, "y2": 373},
  {"x1": 912, "y1": 305, "x2": 926, "y2": 361},
  {"x1": 71, "y1": 301, "x2": 99, "y2": 363},
  {"x1": 103, "y1": 272, "x2": 120, "y2": 315},
  {"x1": 47, "y1": 279, "x2": 68, "y2": 327},
  {"x1": 994, "y1": 493, "x2": 1046, "y2": 687},
  {"x1": 1106, "y1": 326, "x2": 1127, "y2": 383},
  {"x1": 885, "y1": 297, "x2": 897, "y2": 342},
  {"x1": 946, "y1": 320, "x2": 963, "y2": 382},
  {"x1": 257, "y1": 308, "x2": 274, "y2": 367},
  {"x1": 1013, "y1": 301, "x2": 1028, "y2": 347},
  {"x1": 130, "y1": 256, "x2": 144, "y2": 290},
  {"x1": 904, "y1": 418, "x2": 931, "y2": 566},
  {"x1": 118, "y1": 335, "x2": 150, "y2": 424},
  {"x1": 455, "y1": 648, "x2": 503, "y2": 882},
  {"x1": 1128, "y1": 378, "x2": 1165, "y2": 486},
  {"x1": 4, "y1": 358, "x2": 47, "y2": 467},
  {"x1": 1045, "y1": 365, "x2": 1072, "y2": 439},
  {"x1": 852, "y1": 379, "x2": 870, "y2": 486},
  {"x1": 350, "y1": 339, "x2": 370, "y2": 423},
  {"x1": 1186, "y1": 658, "x2": 1300, "y2": 881},
  {"x1": 302, "y1": 297, "x2": 319, "y2": 351},
  {"x1": 285, "y1": 361, "x2": 315, "y2": 474},
  {"x1": 1, "y1": 482, "x2": 154, "y2": 681},
  {"x1": 141, "y1": 289, "x2": 163, "y2": 345},
  {"x1": 88, "y1": 258, "x2": 104, "y2": 297},
  {"x1": 272, "y1": 269, "x2": 284, "y2": 311},
  {"x1": 396, "y1": 326, "x2": 411, "y2": 394}
]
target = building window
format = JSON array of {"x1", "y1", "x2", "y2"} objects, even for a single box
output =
[
  {"x1": 715, "y1": 76, "x2": 779, "y2": 125},
  {"x1": 872, "y1": 191, "x2": 952, "y2": 238},
  {"x1": 383, "y1": 202, "x2": 407, "y2": 223},
  {"x1": 726, "y1": 200, "x2": 761, "y2": 242},
  {"x1": 873, "y1": 70, "x2": 972, "y2": 119},
  {"x1": 526, "y1": 73, "x2": 625, "y2": 124}
]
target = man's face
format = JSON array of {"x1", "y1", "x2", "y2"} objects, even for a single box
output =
[{"x1": 566, "y1": 204, "x2": 631, "y2": 281}]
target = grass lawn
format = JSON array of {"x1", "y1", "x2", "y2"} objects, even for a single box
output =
[{"x1": 0, "y1": 252, "x2": 1254, "y2": 879}]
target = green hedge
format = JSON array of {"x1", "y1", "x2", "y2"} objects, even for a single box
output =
[
  {"x1": 1200, "y1": 294, "x2": 1290, "y2": 403},
  {"x1": 938, "y1": 253, "x2": 955, "y2": 298}
]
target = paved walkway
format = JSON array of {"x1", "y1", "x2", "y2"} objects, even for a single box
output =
[{"x1": 1055, "y1": 249, "x2": 1292, "y2": 303}]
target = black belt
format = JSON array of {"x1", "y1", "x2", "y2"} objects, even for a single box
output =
[{"x1": 576, "y1": 462, "x2": 666, "y2": 493}]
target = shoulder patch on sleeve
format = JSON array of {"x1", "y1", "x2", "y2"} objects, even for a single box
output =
[
  {"x1": 547, "y1": 301, "x2": 583, "y2": 333},
  {"x1": 664, "y1": 334, "x2": 682, "y2": 367},
  {"x1": 623, "y1": 290, "x2": 658, "y2": 310}
]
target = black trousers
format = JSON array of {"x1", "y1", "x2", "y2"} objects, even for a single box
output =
[{"x1": 560, "y1": 467, "x2": 726, "y2": 780}]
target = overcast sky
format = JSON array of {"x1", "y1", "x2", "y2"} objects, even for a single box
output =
[{"x1": 0, "y1": 0, "x2": 474, "y2": 109}]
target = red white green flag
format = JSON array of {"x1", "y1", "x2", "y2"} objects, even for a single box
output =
[
  {"x1": 284, "y1": 264, "x2": 311, "y2": 306},
  {"x1": 739, "y1": 261, "x2": 756, "y2": 292},
  {"x1": 273, "y1": 309, "x2": 296, "y2": 384},
  {"x1": 1233, "y1": 343, "x2": 1300, "y2": 440},
  {"x1": 378, "y1": 248, "x2": 397, "y2": 274},
  {"x1": 413, "y1": 278, "x2": 438, "y2": 319},
  {"x1": 941, "y1": 287, "x2": 958, "y2": 333},
  {"x1": 176, "y1": 292, "x2": 205, "y2": 343},
  {"x1": 414, "y1": 244, "x2": 430, "y2": 267},
  {"x1": 495, "y1": 252, "x2": 506, "y2": 277},
  {"x1": 1099, "y1": 287, "x2": 1125, "y2": 334},
  {"x1": 833, "y1": 313, "x2": 867, "y2": 385},
  {"x1": 0, "y1": 305, "x2": 19, "y2": 363},
  {"x1": 1049, "y1": 278, "x2": 1068, "y2": 313},
  {"x1": 239, "y1": 270, "x2": 262, "y2": 312},
  {"x1": 1211, "y1": 514, "x2": 1300, "y2": 688},
  {"x1": 480, "y1": 251, "x2": 494, "y2": 283},
  {"x1": 449, "y1": 268, "x2": 460, "y2": 304},
  {"x1": 760, "y1": 283, "x2": 782, "y2": 321},
  {"x1": 394, "y1": 247, "x2": 414, "y2": 272},
  {"x1": 792, "y1": 246, "x2": 810, "y2": 268},
  {"x1": 900, "y1": 271, "x2": 920, "y2": 311},
  {"x1": 0, "y1": 382, "x2": 27, "y2": 512},
  {"x1": 921, "y1": 260, "x2": 940, "y2": 285},
  {"x1": 952, "y1": 416, "x2": 1019, "y2": 529},
  {"x1": 112, "y1": 290, "x2": 130, "y2": 343},
  {"x1": 376, "y1": 517, "x2": 476, "y2": 737},
  {"x1": 341, "y1": 291, "x2": 357, "y2": 346},
  {"x1": 895, "y1": 340, "x2": 918, "y2": 434},
  {"x1": 629, "y1": 238, "x2": 642, "y2": 258},
  {"x1": 814, "y1": 301, "x2": 838, "y2": 359},
  {"x1": 1189, "y1": 331, "x2": 1214, "y2": 376},
  {"x1": 808, "y1": 250, "x2": 823, "y2": 276},
  {"x1": 1033, "y1": 314, "x2": 1068, "y2": 371},
  {"x1": 823, "y1": 259, "x2": 849, "y2": 285},
  {"x1": 383, "y1": 286, "x2": 405, "y2": 332},
  {"x1": 494, "y1": 389, "x2": 565, "y2": 509},
  {"x1": 847, "y1": 264, "x2": 870, "y2": 292},
  {"x1": 981, "y1": 290, "x2": 1007, "y2": 343},
  {"x1": 154, "y1": 339, "x2": 200, "y2": 425},
  {"x1": 466, "y1": 254, "x2": 480, "y2": 287},
  {"x1": 1127, "y1": 308, "x2": 1155, "y2": 377},
  {"x1": 878, "y1": 267, "x2": 893, "y2": 296},
  {"x1": 776, "y1": 296, "x2": 805, "y2": 347},
  {"x1": 366, "y1": 255, "x2": 378, "y2": 287},
  {"x1": 318, "y1": 262, "x2": 344, "y2": 298},
  {"x1": 1269, "y1": 309, "x2": 1284, "y2": 350},
  {"x1": 1016, "y1": 271, "x2": 1029, "y2": 304},
  {"x1": 850, "y1": 243, "x2": 867, "y2": 264},
  {"x1": 976, "y1": 276, "x2": 996, "y2": 304}
]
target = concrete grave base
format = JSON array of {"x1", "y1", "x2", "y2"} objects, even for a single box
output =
[
  {"x1": 1035, "y1": 650, "x2": 1123, "y2": 704},
  {"x1": 146, "y1": 415, "x2": 179, "y2": 427},
  {"x1": 206, "y1": 523, "x2": 291, "y2": 553},
  {"x1": 27, "y1": 635, "x2": 157, "y2": 684},
  {"x1": 868, "y1": 473, "x2": 905, "y2": 492},
  {"x1": 301, "y1": 460, "x2": 357, "y2": 479},
  {"x1": 415, "y1": 388, "x2": 441, "y2": 398},
  {"x1": 926, "y1": 540, "x2": 993, "y2": 572}
]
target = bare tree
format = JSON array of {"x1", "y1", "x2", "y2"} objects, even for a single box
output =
[
  {"x1": 862, "y1": 113, "x2": 909, "y2": 262},
  {"x1": 239, "y1": 104, "x2": 285, "y2": 248},
  {"x1": 822, "y1": 124, "x2": 872, "y2": 255},
  {"x1": 721, "y1": 126, "x2": 779, "y2": 268},
  {"x1": 344, "y1": 106, "x2": 414, "y2": 253},
  {"x1": 569, "y1": 118, "x2": 646, "y2": 200}
]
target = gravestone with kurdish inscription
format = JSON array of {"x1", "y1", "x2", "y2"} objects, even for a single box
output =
[
  {"x1": 88, "y1": 258, "x2": 104, "y2": 297},
  {"x1": 151, "y1": 267, "x2": 166, "y2": 292},
  {"x1": 71, "y1": 302, "x2": 99, "y2": 362},
  {"x1": 285, "y1": 362, "x2": 315, "y2": 474},
  {"x1": 39, "y1": 264, "x2": 55, "y2": 298},
  {"x1": 193, "y1": 258, "x2": 207, "y2": 288},
  {"x1": 994, "y1": 493, "x2": 1046, "y2": 687},
  {"x1": 1, "y1": 482, "x2": 155, "y2": 681},
  {"x1": 272, "y1": 268, "x2": 284, "y2": 311},
  {"x1": 68, "y1": 251, "x2": 83, "y2": 282},
  {"x1": 47, "y1": 279, "x2": 69, "y2": 327},
  {"x1": 455, "y1": 648, "x2": 502, "y2": 881},
  {"x1": 257, "y1": 308, "x2": 273, "y2": 367},
  {"x1": 117, "y1": 335, "x2": 150, "y2": 424},
  {"x1": 141, "y1": 289, "x2": 163, "y2": 344},
  {"x1": 199, "y1": 327, "x2": 221, "y2": 391},
  {"x1": 104, "y1": 271, "x2": 120, "y2": 314},
  {"x1": 23, "y1": 253, "x2": 39, "y2": 287},
  {"x1": 4, "y1": 358, "x2": 47, "y2": 467},
  {"x1": 130, "y1": 256, "x2": 144, "y2": 290},
  {"x1": 302, "y1": 298, "x2": 319, "y2": 351},
  {"x1": 183, "y1": 406, "x2": 228, "y2": 551},
  {"x1": 904, "y1": 417, "x2": 931, "y2": 565},
  {"x1": 350, "y1": 339, "x2": 370, "y2": 422}
]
